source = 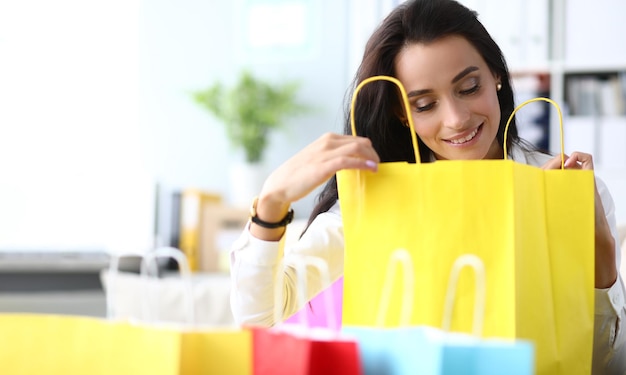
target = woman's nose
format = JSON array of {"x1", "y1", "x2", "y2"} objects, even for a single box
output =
[{"x1": 441, "y1": 99, "x2": 470, "y2": 129}]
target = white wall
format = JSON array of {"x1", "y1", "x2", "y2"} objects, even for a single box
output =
[
  {"x1": 0, "y1": 0, "x2": 155, "y2": 254},
  {"x1": 0, "y1": 0, "x2": 359, "y2": 253},
  {"x1": 139, "y1": 0, "x2": 353, "y2": 243}
]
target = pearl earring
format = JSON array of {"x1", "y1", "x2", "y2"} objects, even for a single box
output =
[{"x1": 496, "y1": 83, "x2": 502, "y2": 91}]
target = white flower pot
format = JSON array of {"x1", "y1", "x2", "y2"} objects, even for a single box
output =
[{"x1": 228, "y1": 162, "x2": 266, "y2": 209}]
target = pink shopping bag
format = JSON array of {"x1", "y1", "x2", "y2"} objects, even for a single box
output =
[{"x1": 286, "y1": 277, "x2": 343, "y2": 328}]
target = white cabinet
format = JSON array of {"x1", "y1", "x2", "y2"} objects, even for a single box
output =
[
  {"x1": 552, "y1": 0, "x2": 626, "y2": 172},
  {"x1": 550, "y1": 0, "x2": 626, "y2": 150},
  {"x1": 563, "y1": 116, "x2": 626, "y2": 170},
  {"x1": 563, "y1": 0, "x2": 626, "y2": 68},
  {"x1": 597, "y1": 117, "x2": 626, "y2": 171},
  {"x1": 459, "y1": 0, "x2": 550, "y2": 71},
  {"x1": 466, "y1": 0, "x2": 626, "y2": 72}
]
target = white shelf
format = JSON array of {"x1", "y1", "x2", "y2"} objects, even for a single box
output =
[
  {"x1": 558, "y1": 64, "x2": 626, "y2": 75},
  {"x1": 0, "y1": 251, "x2": 110, "y2": 272},
  {"x1": 563, "y1": 0, "x2": 626, "y2": 68},
  {"x1": 0, "y1": 291, "x2": 106, "y2": 318}
]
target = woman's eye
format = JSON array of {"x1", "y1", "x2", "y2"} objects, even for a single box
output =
[
  {"x1": 415, "y1": 100, "x2": 435, "y2": 112},
  {"x1": 460, "y1": 83, "x2": 481, "y2": 95}
]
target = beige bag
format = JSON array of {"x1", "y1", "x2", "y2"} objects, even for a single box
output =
[{"x1": 101, "y1": 247, "x2": 234, "y2": 326}]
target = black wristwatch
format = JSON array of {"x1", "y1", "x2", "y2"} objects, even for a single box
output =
[{"x1": 249, "y1": 196, "x2": 294, "y2": 229}]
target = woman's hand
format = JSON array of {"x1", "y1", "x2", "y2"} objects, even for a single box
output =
[
  {"x1": 542, "y1": 152, "x2": 617, "y2": 288},
  {"x1": 251, "y1": 133, "x2": 380, "y2": 240}
]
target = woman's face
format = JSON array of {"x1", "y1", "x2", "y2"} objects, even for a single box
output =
[{"x1": 394, "y1": 35, "x2": 502, "y2": 160}]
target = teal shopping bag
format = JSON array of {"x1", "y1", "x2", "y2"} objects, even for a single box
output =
[{"x1": 343, "y1": 251, "x2": 534, "y2": 375}]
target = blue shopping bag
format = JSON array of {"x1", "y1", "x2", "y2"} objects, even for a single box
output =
[{"x1": 343, "y1": 251, "x2": 534, "y2": 375}]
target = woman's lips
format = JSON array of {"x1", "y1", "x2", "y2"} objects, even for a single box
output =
[{"x1": 445, "y1": 124, "x2": 482, "y2": 145}]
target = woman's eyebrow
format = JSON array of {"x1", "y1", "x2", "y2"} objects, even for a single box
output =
[
  {"x1": 451, "y1": 66, "x2": 479, "y2": 84},
  {"x1": 406, "y1": 66, "x2": 480, "y2": 98},
  {"x1": 407, "y1": 88, "x2": 432, "y2": 98}
]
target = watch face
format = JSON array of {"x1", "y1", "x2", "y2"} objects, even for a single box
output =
[{"x1": 250, "y1": 196, "x2": 259, "y2": 217}]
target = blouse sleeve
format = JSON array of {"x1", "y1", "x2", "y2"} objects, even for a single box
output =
[{"x1": 229, "y1": 203, "x2": 345, "y2": 327}]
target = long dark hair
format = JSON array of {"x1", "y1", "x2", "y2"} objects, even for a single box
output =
[{"x1": 306, "y1": 0, "x2": 524, "y2": 228}]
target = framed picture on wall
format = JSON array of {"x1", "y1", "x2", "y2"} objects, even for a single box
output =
[{"x1": 234, "y1": 0, "x2": 320, "y2": 63}]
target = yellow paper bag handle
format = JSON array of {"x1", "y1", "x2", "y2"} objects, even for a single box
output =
[
  {"x1": 375, "y1": 248, "x2": 415, "y2": 327},
  {"x1": 352, "y1": 78, "x2": 566, "y2": 169},
  {"x1": 140, "y1": 247, "x2": 196, "y2": 325},
  {"x1": 503, "y1": 97, "x2": 565, "y2": 169},
  {"x1": 350, "y1": 75, "x2": 421, "y2": 163},
  {"x1": 441, "y1": 254, "x2": 486, "y2": 337}
]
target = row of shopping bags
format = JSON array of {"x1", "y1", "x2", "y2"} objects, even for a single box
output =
[
  {"x1": 0, "y1": 250, "x2": 533, "y2": 375},
  {"x1": 0, "y1": 249, "x2": 534, "y2": 375}
]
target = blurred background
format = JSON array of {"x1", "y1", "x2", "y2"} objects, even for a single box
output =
[{"x1": 0, "y1": 0, "x2": 624, "y2": 317}]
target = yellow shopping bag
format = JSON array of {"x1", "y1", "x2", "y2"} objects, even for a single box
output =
[
  {"x1": 0, "y1": 313, "x2": 180, "y2": 375},
  {"x1": 0, "y1": 248, "x2": 252, "y2": 375},
  {"x1": 337, "y1": 76, "x2": 595, "y2": 375},
  {"x1": 0, "y1": 313, "x2": 252, "y2": 375},
  {"x1": 179, "y1": 327, "x2": 252, "y2": 375},
  {"x1": 116, "y1": 247, "x2": 252, "y2": 375}
]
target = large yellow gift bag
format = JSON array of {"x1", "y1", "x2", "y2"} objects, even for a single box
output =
[
  {"x1": 337, "y1": 76, "x2": 595, "y2": 375},
  {"x1": 0, "y1": 313, "x2": 252, "y2": 375},
  {"x1": 0, "y1": 248, "x2": 252, "y2": 375}
]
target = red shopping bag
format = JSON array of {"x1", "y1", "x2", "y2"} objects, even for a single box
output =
[
  {"x1": 252, "y1": 256, "x2": 361, "y2": 375},
  {"x1": 252, "y1": 325, "x2": 361, "y2": 375}
]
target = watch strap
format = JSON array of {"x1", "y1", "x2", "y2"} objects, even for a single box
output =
[{"x1": 250, "y1": 197, "x2": 294, "y2": 228}]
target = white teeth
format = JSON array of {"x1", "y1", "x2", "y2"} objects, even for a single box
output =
[{"x1": 449, "y1": 128, "x2": 479, "y2": 144}]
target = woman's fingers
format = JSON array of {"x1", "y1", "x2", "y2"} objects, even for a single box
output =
[
  {"x1": 316, "y1": 133, "x2": 380, "y2": 166},
  {"x1": 250, "y1": 133, "x2": 381, "y2": 239},
  {"x1": 320, "y1": 136, "x2": 380, "y2": 171},
  {"x1": 541, "y1": 151, "x2": 594, "y2": 170},
  {"x1": 261, "y1": 133, "x2": 380, "y2": 204},
  {"x1": 564, "y1": 151, "x2": 594, "y2": 170}
]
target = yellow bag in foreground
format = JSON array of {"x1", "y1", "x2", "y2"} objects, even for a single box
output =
[
  {"x1": 0, "y1": 314, "x2": 251, "y2": 375},
  {"x1": 0, "y1": 314, "x2": 180, "y2": 375},
  {"x1": 337, "y1": 76, "x2": 595, "y2": 375}
]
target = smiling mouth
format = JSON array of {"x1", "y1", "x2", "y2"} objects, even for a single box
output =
[{"x1": 447, "y1": 125, "x2": 481, "y2": 145}]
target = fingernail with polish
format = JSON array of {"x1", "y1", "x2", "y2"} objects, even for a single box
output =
[{"x1": 365, "y1": 160, "x2": 378, "y2": 170}]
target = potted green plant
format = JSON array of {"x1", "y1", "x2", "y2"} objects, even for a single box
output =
[
  {"x1": 193, "y1": 69, "x2": 311, "y2": 207},
  {"x1": 193, "y1": 69, "x2": 310, "y2": 164}
]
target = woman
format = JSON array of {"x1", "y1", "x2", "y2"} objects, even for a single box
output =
[{"x1": 230, "y1": 0, "x2": 625, "y2": 372}]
